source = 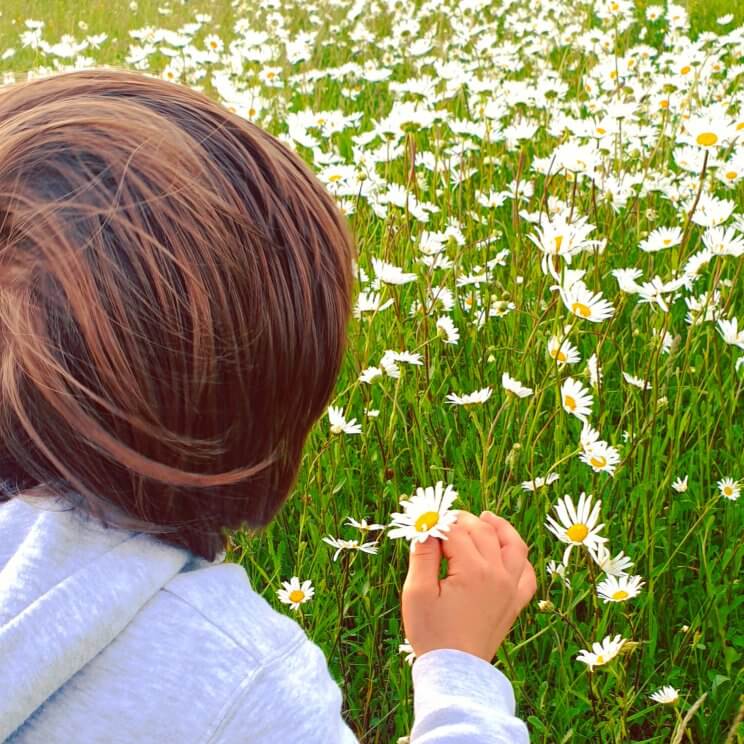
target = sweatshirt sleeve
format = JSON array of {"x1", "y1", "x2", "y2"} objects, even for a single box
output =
[
  {"x1": 208, "y1": 635, "x2": 528, "y2": 744},
  {"x1": 408, "y1": 649, "x2": 530, "y2": 743}
]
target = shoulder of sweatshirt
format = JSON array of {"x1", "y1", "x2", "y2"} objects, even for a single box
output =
[{"x1": 161, "y1": 560, "x2": 308, "y2": 664}]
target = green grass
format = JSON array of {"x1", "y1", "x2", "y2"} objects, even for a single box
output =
[{"x1": 2, "y1": 1, "x2": 743, "y2": 742}]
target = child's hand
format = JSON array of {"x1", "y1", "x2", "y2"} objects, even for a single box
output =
[{"x1": 401, "y1": 510, "x2": 536, "y2": 663}]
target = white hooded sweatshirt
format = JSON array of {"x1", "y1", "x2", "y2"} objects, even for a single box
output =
[{"x1": 0, "y1": 493, "x2": 530, "y2": 743}]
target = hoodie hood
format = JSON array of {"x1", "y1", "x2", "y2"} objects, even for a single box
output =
[{"x1": 0, "y1": 492, "x2": 223, "y2": 741}]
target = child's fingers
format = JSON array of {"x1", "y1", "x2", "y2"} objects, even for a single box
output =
[
  {"x1": 439, "y1": 511, "x2": 484, "y2": 572},
  {"x1": 480, "y1": 511, "x2": 529, "y2": 576},
  {"x1": 515, "y1": 558, "x2": 537, "y2": 609},
  {"x1": 458, "y1": 510, "x2": 504, "y2": 567},
  {"x1": 404, "y1": 535, "x2": 443, "y2": 596}
]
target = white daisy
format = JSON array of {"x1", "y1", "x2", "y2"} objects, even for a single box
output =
[
  {"x1": 502, "y1": 371, "x2": 533, "y2": 398},
  {"x1": 387, "y1": 481, "x2": 459, "y2": 545},
  {"x1": 558, "y1": 280, "x2": 615, "y2": 323},
  {"x1": 622, "y1": 371, "x2": 652, "y2": 390},
  {"x1": 446, "y1": 386, "x2": 493, "y2": 406},
  {"x1": 672, "y1": 475, "x2": 688, "y2": 493},
  {"x1": 561, "y1": 377, "x2": 593, "y2": 422},
  {"x1": 399, "y1": 638, "x2": 416, "y2": 665},
  {"x1": 587, "y1": 353, "x2": 602, "y2": 388},
  {"x1": 576, "y1": 634, "x2": 627, "y2": 670},
  {"x1": 596, "y1": 573, "x2": 645, "y2": 603},
  {"x1": 522, "y1": 472, "x2": 560, "y2": 491},
  {"x1": 436, "y1": 315, "x2": 460, "y2": 344},
  {"x1": 587, "y1": 543, "x2": 634, "y2": 576},
  {"x1": 327, "y1": 405, "x2": 362, "y2": 435},
  {"x1": 321, "y1": 536, "x2": 379, "y2": 561},
  {"x1": 545, "y1": 492, "x2": 608, "y2": 564},
  {"x1": 371, "y1": 257, "x2": 417, "y2": 285},
  {"x1": 354, "y1": 290, "x2": 394, "y2": 318},
  {"x1": 345, "y1": 516, "x2": 385, "y2": 531},
  {"x1": 650, "y1": 686, "x2": 680, "y2": 705},
  {"x1": 580, "y1": 440, "x2": 621, "y2": 476},
  {"x1": 717, "y1": 477, "x2": 740, "y2": 501},
  {"x1": 579, "y1": 422, "x2": 602, "y2": 451},
  {"x1": 717, "y1": 317, "x2": 744, "y2": 349},
  {"x1": 546, "y1": 558, "x2": 571, "y2": 588},
  {"x1": 548, "y1": 335, "x2": 581, "y2": 365},
  {"x1": 277, "y1": 577, "x2": 315, "y2": 611},
  {"x1": 639, "y1": 226, "x2": 684, "y2": 253},
  {"x1": 359, "y1": 366, "x2": 383, "y2": 384}
]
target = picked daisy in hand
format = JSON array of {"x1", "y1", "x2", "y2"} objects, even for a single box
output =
[
  {"x1": 596, "y1": 573, "x2": 645, "y2": 603},
  {"x1": 545, "y1": 492, "x2": 607, "y2": 564},
  {"x1": 277, "y1": 577, "x2": 315, "y2": 611},
  {"x1": 388, "y1": 481, "x2": 459, "y2": 545},
  {"x1": 576, "y1": 634, "x2": 627, "y2": 671}
]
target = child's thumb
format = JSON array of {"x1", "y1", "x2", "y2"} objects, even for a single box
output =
[{"x1": 405, "y1": 536, "x2": 442, "y2": 592}]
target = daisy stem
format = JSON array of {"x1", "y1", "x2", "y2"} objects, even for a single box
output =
[{"x1": 678, "y1": 149, "x2": 709, "y2": 259}]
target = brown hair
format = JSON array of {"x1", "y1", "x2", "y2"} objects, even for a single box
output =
[{"x1": 0, "y1": 67, "x2": 356, "y2": 561}]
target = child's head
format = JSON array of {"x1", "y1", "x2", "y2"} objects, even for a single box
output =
[{"x1": 0, "y1": 68, "x2": 356, "y2": 560}]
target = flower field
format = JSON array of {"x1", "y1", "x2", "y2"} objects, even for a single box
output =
[{"x1": 1, "y1": 0, "x2": 743, "y2": 740}]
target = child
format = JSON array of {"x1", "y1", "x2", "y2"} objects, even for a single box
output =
[{"x1": 0, "y1": 68, "x2": 536, "y2": 743}]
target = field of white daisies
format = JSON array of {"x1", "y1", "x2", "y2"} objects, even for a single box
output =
[{"x1": 2, "y1": 0, "x2": 743, "y2": 740}]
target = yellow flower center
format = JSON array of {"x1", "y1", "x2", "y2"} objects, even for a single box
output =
[
  {"x1": 554, "y1": 235, "x2": 564, "y2": 252},
  {"x1": 723, "y1": 485, "x2": 733, "y2": 496},
  {"x1": 596, "y1": 654, "x2": 605, "y2": 664},
  {"x1": 680, "y1": 65, "x2": 691, "y2": 75},
  {"x1": 725, "y1": 171, "x2": 737, "y2": 180},
  {"x1": 609, "y1": 70, "x2": 617, "y2": 80},
  {"x1": 553, "y1": 349, "x2": 567, "y2": 362},
  {"x1": 610, "y1": 1, "x2": 618, "y2": 10},
  {"x1": 289, "y1": 589, "x2": 305, "y2": 603},
  {"x1": 566, "y1": 523, "x2": 589, "y2": 542},
  {"x1": 210, "y1": 41, "x2": 218, "y2": 48},
  {"x1": 572, "y1": 302, "x2": 592, "y2": 318},
  {"x1": 736, "y1": 122, "x2": 744, "y2": 131},
  {"x1": 612, "y1": 590, "x2": 629, "y2": 600},
  {"x1": 564, "y1": 394, "x2": 576, "y2": 411},
  {"x1": 248, "y1": 107, "x2": 256, "y2": 117},
  {"x1": 663, "y1": 238, "x2": 672, "y2": 245},
  {"x1": 329, "y1": 174, "x2": 343, "y2": 182},
  {"x1": 415, "y1": 511, "x2": 440, "y2": 532},
  {"x1": 660, "y1": 99, "x2": 669, "y2": 109},
  {"x1": 330, "y1": 424, "x2": 343, "y2": 434},
  {"x1": 596, "y1": 127, "x2": 606, "y2": 135},
  {"x1": 590, "y1": 455, "x2": 607, "y2": 468},
  {"x1": 266, "y1": 71, "x2": 276, "y2": 78},
  {"x1": 696, "y1": 132, "x2": 718, "y2": 147}
]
